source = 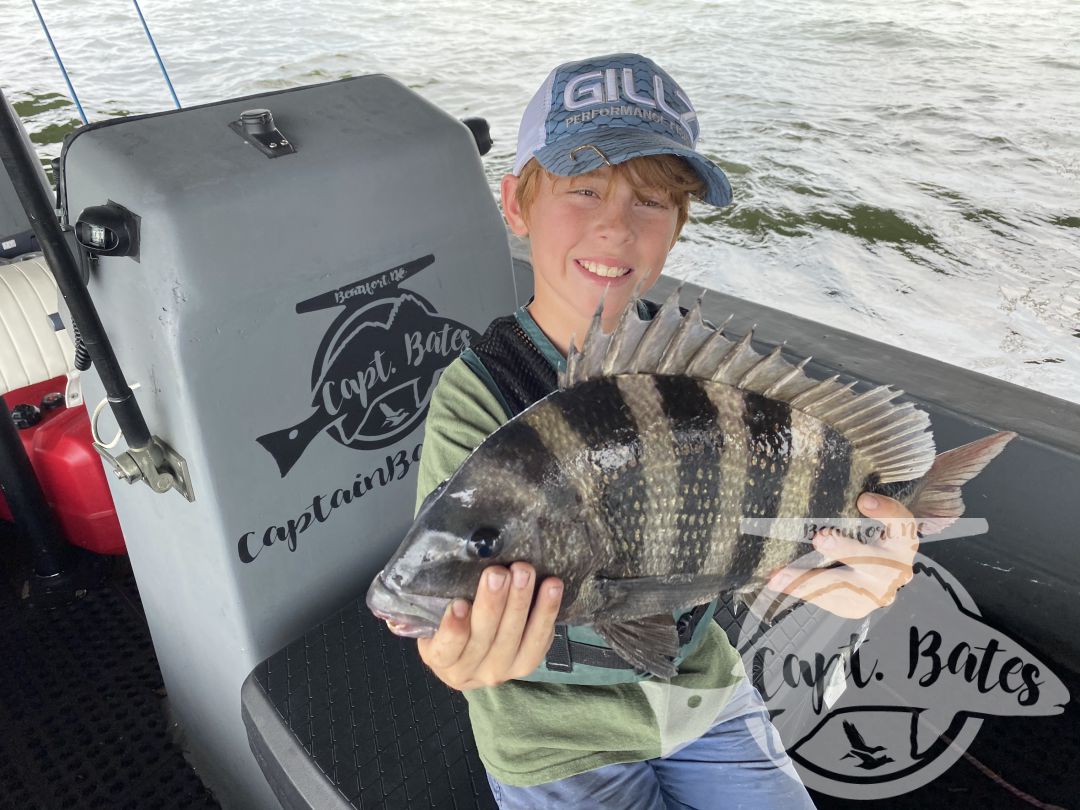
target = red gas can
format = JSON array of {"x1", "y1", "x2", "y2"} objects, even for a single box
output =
[{"x1": 0, "y1": 376, "x2": 126, "y2": 555}]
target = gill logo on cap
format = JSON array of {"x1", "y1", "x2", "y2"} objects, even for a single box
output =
[{"x1": 563, "y1": 68, "x2": 698, "y2": 142}]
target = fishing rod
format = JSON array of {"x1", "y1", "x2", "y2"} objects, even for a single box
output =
[
  {"x1": 132, "y1": 0, "x2": 182, "y2": 110},
  {"x1": 0, "y1": 89, "x2": 192, "y2": 502},
  {"x1": 31, "y1": 0, "x2": 88, "y2": 125}
]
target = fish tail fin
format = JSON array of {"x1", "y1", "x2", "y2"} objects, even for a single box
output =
[{"x1": 908, "y1": 431, "x2": 1017, "y2": 535}]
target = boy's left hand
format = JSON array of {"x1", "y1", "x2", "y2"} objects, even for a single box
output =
[{"x1": 766, "y1": 493, "x2": 919, "y2": 619}]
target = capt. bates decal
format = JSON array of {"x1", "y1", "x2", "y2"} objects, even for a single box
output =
[{"x1": 257, "y1": 255, "x2": 476, "y2": 477}]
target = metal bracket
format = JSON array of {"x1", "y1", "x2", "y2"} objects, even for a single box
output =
[{"x1": 94, "y1": 435, "x2": 195, "y2": 502}]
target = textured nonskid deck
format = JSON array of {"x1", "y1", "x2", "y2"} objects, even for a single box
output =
[{"x1": 0, "y1": 522, "x2": 219, "y2": 810}]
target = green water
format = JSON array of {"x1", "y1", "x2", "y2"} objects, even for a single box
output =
[{"x1": 1, "y1": 0, "x2": 1077, "y2": 400}]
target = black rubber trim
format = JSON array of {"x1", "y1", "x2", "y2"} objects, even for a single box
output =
[
  {"x1": 241, "y1": 671, "x2": 351, "y2": 810},
  {"x1": 240, "y1": 596, "x2": 496, "y2": 810}
]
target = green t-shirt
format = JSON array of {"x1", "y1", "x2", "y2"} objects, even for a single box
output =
[{"x1": 414, "y1": 310, "x2": 747, "y2": 788}]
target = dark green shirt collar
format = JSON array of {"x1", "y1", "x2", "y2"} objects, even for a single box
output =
[{"x1": 514, "y1": 304, "x2": 566, "y2": 373}]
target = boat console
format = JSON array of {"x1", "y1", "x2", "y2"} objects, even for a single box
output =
[{"x1": 56, "y1": 75, "x2": 517, "y2": 807}]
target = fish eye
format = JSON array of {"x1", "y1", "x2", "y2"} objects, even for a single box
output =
[{"x1": 468, "y1": 527, "x2": 502, "y2": 559}]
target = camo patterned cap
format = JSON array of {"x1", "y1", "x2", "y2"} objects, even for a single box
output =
[{"x1": 512, "y1": 53, "x2": 733, "y2": 207}]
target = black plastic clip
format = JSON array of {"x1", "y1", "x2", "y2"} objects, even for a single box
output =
[{"x1": 545, "y1": 624, "x2": 573, "y2": 672}]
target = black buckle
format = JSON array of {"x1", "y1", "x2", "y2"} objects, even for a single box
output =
[
  {"x1": 677, "y1": 604, "x2": 711, "y2": 645},
  {"x1": 545, "y1": 624, "x2": 573, "y2": 672}
]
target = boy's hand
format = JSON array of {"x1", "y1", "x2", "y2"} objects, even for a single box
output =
[
  {"x1": 416, "y1": 562, "x2": 564, "y2": 691},
  {"x1": 766, "y1": 493, "x2": 919, "y2": 619}
]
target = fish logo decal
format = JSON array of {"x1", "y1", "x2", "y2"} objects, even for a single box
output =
[
  {"x1": 735, "y1": 556, "x2": 1070, "y2": 800},
  {"x1": 257, "y1": 255, "x2": 478, "y2": 477}
]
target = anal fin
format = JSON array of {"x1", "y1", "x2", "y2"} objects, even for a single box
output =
[{"x1": 593, "y1": 615, "x2": 680, "y2": 679}]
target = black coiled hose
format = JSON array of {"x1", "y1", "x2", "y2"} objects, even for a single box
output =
[{"x1": 70, "y1": 319, "x2": 91, "y2": 371}]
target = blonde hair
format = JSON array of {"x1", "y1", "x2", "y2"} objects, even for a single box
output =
[{"x1": 514, "y1": 154, "x2": 706, "y2": 237}]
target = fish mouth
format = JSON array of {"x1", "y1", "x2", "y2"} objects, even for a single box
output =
[
  {"x1": 366, "y1": 572, "x2": 447, "y2": 638},
  {"x1": 370, "y1": 609, "x2": 437, "y2": 639}
]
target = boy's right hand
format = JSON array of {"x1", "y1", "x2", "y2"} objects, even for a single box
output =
[{"x1": 416, "y1": 562, "x2": 563, "y2": 691}]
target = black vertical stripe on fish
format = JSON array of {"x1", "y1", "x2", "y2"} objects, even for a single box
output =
[
  {"x1": 862, "y1": 471, "x2": 881, "y2": 493},
  {"x1": 653, "y1": 376, "x2": 723, "y2": 575},
  {"x1": 728, "y1": 391, "x2": 793, "y2": 582},
  {"x1": 807, "y1": 426, "x2": 854, "y2": 519},
  {"x1": 480, "y1": 416, "x2": 558, "y2": 490},
  {"x1": 552, "y1": 378, "x2": 650, "y2": 569},
  {"x1": 862, "y1": 472, "x2": 919, "y2": 504}
]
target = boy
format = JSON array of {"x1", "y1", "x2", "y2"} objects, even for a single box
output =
[{"x1": 407, "y1": 54, "x2": 919, "y2": 809}]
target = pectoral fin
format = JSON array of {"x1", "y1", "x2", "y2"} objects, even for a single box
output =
[{"x1": 593, "y1": 615, "x2": 680, "y2": 679}]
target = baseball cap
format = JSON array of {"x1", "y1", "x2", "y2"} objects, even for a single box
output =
[{"x1": 512, "y1": 53, "x2": 733, "y2": 207}]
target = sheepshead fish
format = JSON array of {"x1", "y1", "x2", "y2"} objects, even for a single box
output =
[{"x1": 367, "y1": 290, "x2": 1014, "y2": 677}]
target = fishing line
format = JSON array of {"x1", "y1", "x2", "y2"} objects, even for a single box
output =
[
  {"x1": 30, "y1": 0, "x2": 88, "y2": 125},
  {"x1": 939, "y1": 731, "x2": 1067, "y2": 810},
  {"x1": 131, "y1": 0, "x2": 181, "y2": 109}
]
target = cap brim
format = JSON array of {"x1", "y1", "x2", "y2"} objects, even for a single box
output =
[{"x1": 532, "y1": 127, "x2": 733, "y2": 207}]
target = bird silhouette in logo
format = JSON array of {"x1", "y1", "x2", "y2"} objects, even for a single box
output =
[
  {"x1": 840, "y1": 720, "x2": 894, "y2": 770},
  {"x1": 380, "y1": 402, "x2": 408, "y2": 428}
]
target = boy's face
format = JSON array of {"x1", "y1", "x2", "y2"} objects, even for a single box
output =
[{"x1": 502, "y1": 165, "x2": 680, "y2": 334}]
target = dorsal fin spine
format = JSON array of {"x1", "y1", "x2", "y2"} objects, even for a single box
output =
[
  {"x1": 763, "y1": 356, "x2": 812, "y2": 398},
  {"x1": 711, "y1": 330, "x2": 755, "y2": 381},
  {"x1": 684, "y1": 330, "x2": 733, "y2": 377},
  {"x1": 657, "y1": 295, "x2": 708, "y2": 373},
  {"x1": 802, "y1": 381, "x2": 858, "y2": 415},
  {"x1": 789, "y1": 375, "x2": 841, "y2": 408},
  {"x1": 834, "y1": 402, "x2": 913, "y2": 439},
  {"x1": 563, "y1": 335, "x2": 579, "y2": 388},
  {"x1": 627, "y1": 286, "x2": 684, "y2": 372},
  {"x1": 828, "y1": 389, "x2": 904, "y2": 428},
  {"x1": 600, "y1": 297, "x2": 646, "y2": 377},
  {"x1": 858, "y1": 425, "x2": 930, "y2": 453},
  {"x1": 570, "y1": 294, "x2": 936, "y2": 483},
  {"x1": 737, "y1": 344, "x2": 784, "y2": 389}
]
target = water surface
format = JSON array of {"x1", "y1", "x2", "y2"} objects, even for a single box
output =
[{"x1": 2, "y1": 0, "x2": 1077, "y2": 401}]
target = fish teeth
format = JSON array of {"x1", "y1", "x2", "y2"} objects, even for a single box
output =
[{"x1": 580, "y1": 259, "x2": 631, "y2": 278}]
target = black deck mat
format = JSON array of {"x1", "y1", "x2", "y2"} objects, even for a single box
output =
[
  {"x1": 247, "y1": 598, "x2": 497, "y2": 810},
  {"x1": 0, "y1": 521, "x2": 220, "y2": 810}
]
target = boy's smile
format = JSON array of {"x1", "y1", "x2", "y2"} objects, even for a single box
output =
[
  {"x1": 502, "y1": 165, "x2": 680, "y2": 355},
  {"x1": 575, "y1": 259, "x2": 632, "y2": 280}
]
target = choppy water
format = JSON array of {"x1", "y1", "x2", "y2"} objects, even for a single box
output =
[{"x1": 2, "y1": 0, "x2": 1078, "y2": 402}]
